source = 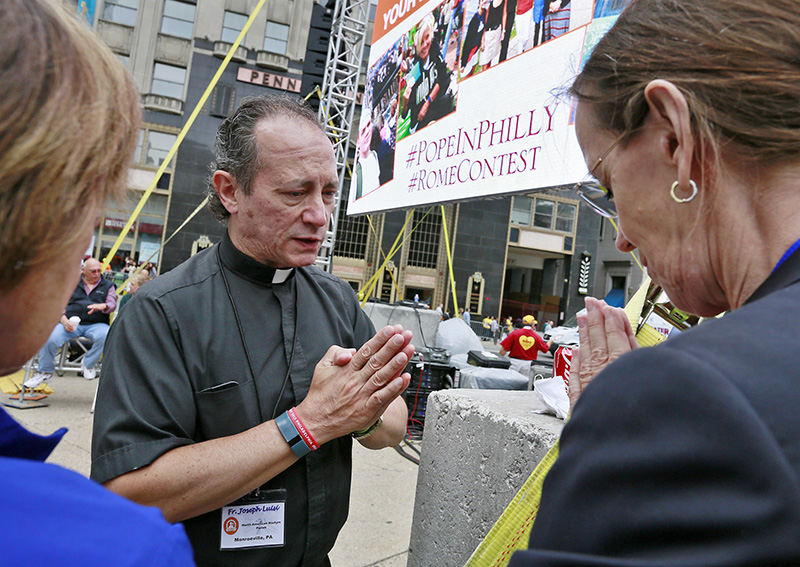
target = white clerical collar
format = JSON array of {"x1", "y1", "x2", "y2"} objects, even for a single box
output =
[{"x1": 272, "y1": 269, "x2": 293, "y2": 284}]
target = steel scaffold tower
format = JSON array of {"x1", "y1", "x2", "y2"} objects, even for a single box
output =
[{"x1": 315, "y1": 0, "x2": 370, "y2": 272}]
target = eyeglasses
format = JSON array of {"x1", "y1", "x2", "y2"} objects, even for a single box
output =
[{"x1": 574, "y1": 134, "x2": 625, "y2": 219}]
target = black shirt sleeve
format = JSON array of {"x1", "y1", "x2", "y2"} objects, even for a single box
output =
[{"x1": 91, "y1": 292, "x2": 197, "y2": 484}]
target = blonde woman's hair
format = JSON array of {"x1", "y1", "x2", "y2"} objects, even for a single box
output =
[
  {"x1": 0, "y1": 0, "x2": 140, "y2": 290},
  {"x1": 129, "y1": 270, "x2": 151, "y2": 290},
  {"x1": 415, "y1": 14, "x2": 436, "y2": 51}
]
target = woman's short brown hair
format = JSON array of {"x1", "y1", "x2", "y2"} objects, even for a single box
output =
[
  {"x1": 0, "y1": 0, "x2": 140, "y2": 289},
  {"x1": 571, "y1": 0, "x2": 800, "y2": 168}
]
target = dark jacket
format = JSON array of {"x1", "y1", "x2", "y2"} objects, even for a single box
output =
[
  {"x1": 511, "y1": 248, "x2": 800, "y2": 566},
  {"x1": 65, "y1": 277, "x2": 114, "y2": 325},
  {"x1": 92, "y1": 235, "x2": 375, "y2": 567}
]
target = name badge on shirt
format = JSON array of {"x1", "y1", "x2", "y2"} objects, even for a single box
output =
[{"x1": 220, "y1": 488, "x2": 286, "y2": 550}]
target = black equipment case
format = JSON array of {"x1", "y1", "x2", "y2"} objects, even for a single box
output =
[{"x1": 467, "y1": 350, "x2": 511, "y2": 369}]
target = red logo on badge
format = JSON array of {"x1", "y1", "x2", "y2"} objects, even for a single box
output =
[{"x1": 223, "y1": 517, "x2": 239, "y2": 535}]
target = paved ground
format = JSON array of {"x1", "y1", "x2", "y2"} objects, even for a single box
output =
[{"x1": 4, "y1": 337, "x2": 513, "y2": 566}]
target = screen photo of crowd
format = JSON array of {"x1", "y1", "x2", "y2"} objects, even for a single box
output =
[{"x1": 351, "y1": 0, "x2": 620, "y2": 203}]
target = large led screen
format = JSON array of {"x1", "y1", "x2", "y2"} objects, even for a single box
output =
[{"x1": 348, "y1": 0, "x2": 630, "y2": 214}]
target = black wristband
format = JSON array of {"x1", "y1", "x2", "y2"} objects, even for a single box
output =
[{"x1": 276, "y1": 411, "x2": 312, "y2": 457}]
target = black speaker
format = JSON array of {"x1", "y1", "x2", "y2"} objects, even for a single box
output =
[{"x1": 301, "y1": 2, "x2": 333, "y2": 111}]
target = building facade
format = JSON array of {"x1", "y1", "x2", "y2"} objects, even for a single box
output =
[{"x1": 80, "y1": 0, "x2": 315, "y2": 271}]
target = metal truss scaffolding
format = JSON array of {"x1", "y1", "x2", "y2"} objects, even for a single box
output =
[{"x1": 315, "y1": 0, "x2": 370, "y2": 272}]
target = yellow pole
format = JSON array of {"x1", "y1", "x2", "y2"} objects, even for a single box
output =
[
  {"x1": 360, "y1": 211, "x2": 412, "y2": 305},
  {"x1": 440, "y1": 205, "x2": 459, "y2": 315}
]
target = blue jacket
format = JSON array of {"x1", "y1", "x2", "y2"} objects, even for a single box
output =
[{"x1": 0, "y1": 407, "x2": 194, "y2": 566}]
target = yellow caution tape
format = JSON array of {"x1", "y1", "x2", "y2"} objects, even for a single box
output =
[
  {"x1": 359, "y1": 208, "x2": 435, "y2": 307},
  {"x1": 465, "y1": 442, "x2": 560, "y2": 566},
  {"x1": 440, "y1": 204, "x2": 459, "y2": 316},
  {"x1": 114, "y1": 195, "x2": 210, "y2": 297},
  {"x1": 624, "y1": 275, "x2": 650, "y2": 330}
]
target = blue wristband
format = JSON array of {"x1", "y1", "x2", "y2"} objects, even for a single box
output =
[{"x1": 275, "y1": 411, "x2": 312, "y2": 458}]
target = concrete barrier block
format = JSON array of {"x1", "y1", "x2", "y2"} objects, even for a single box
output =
[
  {"x1": 408, "y1": 389, "x2": 564, "y2": 567},
  {"x1": 363, "y1": 303, "x2": 441, "y2": 351}
]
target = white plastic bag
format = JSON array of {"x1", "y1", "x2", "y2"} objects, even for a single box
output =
[{"x1": 533, "y1": 377, "x2": 569, "y2": 420}]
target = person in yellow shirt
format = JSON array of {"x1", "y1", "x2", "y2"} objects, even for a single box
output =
[{"x1": 482, "y1": 315, "x2": 492, "y2": 339}]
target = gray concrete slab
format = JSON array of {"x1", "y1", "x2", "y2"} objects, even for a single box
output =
[
  {"x1": 363, "y1": 303, "x2": 441, "y2": 352},
  {"x1": 408, "y1": 389, "x2": 564, "y2": 567},
  {"x1": 3, "y1": 369, "x2": 417, "y2": 567}
]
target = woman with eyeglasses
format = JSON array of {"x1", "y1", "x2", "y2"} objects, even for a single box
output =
[{"x1": 510, "y1": 0, "x2": 800, "y2": 565}]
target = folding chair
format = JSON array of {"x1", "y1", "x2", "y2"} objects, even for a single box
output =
[{"x1": 55, "y1": 336, "x2": 94, "y2": 376}]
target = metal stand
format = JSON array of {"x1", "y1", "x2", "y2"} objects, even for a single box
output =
[
  {"x1": 3, "y1": 359, "x2": 49, "y2": 409},
  {"x1": 314, "y1": 0, "x2": 370, "y2": 273},
  {"x1": 90, "y1": 381, "x2": 98, "y2": 414}
]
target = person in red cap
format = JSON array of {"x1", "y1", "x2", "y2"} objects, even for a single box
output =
[{"x1": 499, "y1": 315, "x2": 551, "y2": 360}]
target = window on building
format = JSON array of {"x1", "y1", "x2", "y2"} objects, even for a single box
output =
[
  {"x1": 160, "y1": 0, "x2": 195, "y2": 39},
  {"x1": 145, "y1": 131, "x2": 178, "y2": 167},
  {"x1": 151, "y1": 62, "x2": 186, "y2": 100},
  {"x1": 555, "y1": 202, "x2": 576, "y2": 233},
  {"x1": 96, "y1": 193, "x2": 169, "y2": 270},
  {"x1": 511, "y1": 196, "x2": 532, "y2": 225},
  {"x1": 533, "y1": 198, "x2": 554, "y2": 229},
  {"x1": 408, "y1": 208, "x2": 442, "y2": 269},
  {"x1": 114, "y1": 52, "x2": 131, "y2": 68},
  {"x1": 334, "y1": 183, "x2": 369, "y2": 259},
  {"x1": 102, "y1": 0, "x2": 137, "y2": 26},
  {"x1": 132, "y1": 128, "x2": 179, "y2": 169},
  {"x1": 263, "y1": 21, "x2": 289, "y2": 54},
  {"x1": 512, "y1": 195, "x2": 578, "y2": 234},
  {"x1": 221, "y1": 10, "x2": 247, "y2": 43},
  {"x1": 369, "y1": 0, "x2": 378, "y2": 23}
]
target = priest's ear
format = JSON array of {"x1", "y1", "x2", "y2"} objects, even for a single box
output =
[{"x1": 212, "y1": 170, "x2": 240, "y2": 215}]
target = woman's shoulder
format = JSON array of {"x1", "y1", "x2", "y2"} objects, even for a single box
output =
[{"x1": 528, "y1": 327, "x2": 800, "y2": 564}]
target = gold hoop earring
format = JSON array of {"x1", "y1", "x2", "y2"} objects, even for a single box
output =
[{"x1": 670, "y1": 180, "x2": 698, "y2": 203}]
